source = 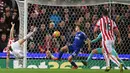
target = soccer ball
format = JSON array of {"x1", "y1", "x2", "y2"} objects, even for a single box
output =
[{"x1": 53, "y1": 31, "x2": 60, "y2": 37}]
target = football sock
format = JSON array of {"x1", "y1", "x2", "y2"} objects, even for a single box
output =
[
  {"x1": 58, "y1": 50, "x2": 64, "y2": 59},
  {"x1": 109, "y1": 55, "x2": 120, "y2": 67},
  {"x1": 24, "y1": 32, "x2": 35, "y2": 40},
  {"x1": 86, "y1": 52, "x2": 93, "y2": 62},
  {"x1": 118, "y1": 59, "x2": 127, "y2": 68},
  {"x1": 71, "y1": 61, "x2": 77, "y2": 67}
]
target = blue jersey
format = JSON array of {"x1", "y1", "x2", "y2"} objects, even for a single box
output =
[{"x1": 72, "y1": 31, "x2": 87, "y2": 48}]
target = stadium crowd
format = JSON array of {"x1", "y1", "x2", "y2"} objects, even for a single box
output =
[
  {"x1": 0, "y1": 0, "x2": 19, "y2": 52},
  {"x1": 0, "y1": 0, "x2": 129, "y2": 54},
  {"x1": 27, "y1": 4, "x2": 130, "y2": 54}
]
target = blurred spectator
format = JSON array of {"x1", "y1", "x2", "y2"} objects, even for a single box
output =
[
  {"x1": 63, "y1": 8, "x2": 70, "y2": 24},
  {"x1": 59, "y1": 35, "x2": 66, "y2": 48},
  {"x1": 52, "y1": 38, "x2": 60, "y2": 53},
  {"x1": 50, "y1": 9, "x2": 61, "y2": 27},
  {"x1": 68, "y1": 30, "x2": 75, "y2": 44},
  {"x1": 29, "y1": 4, "x2": 42, "y2": 27},
  {"x1": 125, "y1": 25, "x2": 130, "y2": 53},
  {"x1": 12, "y1": 8, "x2": 19, "y2": 34},
  {"x1": 70, "y1": 7, "x2": 76, "y2": 25},
  {"x1": 34, "y1": 24, "x2": 47, "y2": 51},
  {"x1": 27, "y1": 24, "x2": 36, "y2": 52},
  {"x1": 84, "y1": 6, "x2": 90, "y2": 21},
  {"x1": 33, "y1": 4, "x2": 40, "y2": 18},
  {"x1": 83, "y1": 22, "x2": 92, "y2": 39},
  {"x1": 4, "y1": 6, "x2": 12, "y2": 29},
  {"x1": 28, "y1": 42, "x2": 35, "y2": 53},
  {"x1": 64, "y1": 13, "x2": 69, "y2": 23},
  {"x1": 28, "y1": 24, "x2": 35, "y2": 42},
  {"x1": 0, "y1": 0, "x2": 6, "y2": 17},
  {"x1": 92, "y1": 14, "x2": 98, "y2": 25},
  {"x1": 120, "y1": 6, "x2": 126, "y2": 15},
  {"x1": 128, "y1": 5, "x2": 130, "y2": 13},
  {"x1": 48, "y1": 22, "x2": 55, "y2": 35},
  {"x1": 103, "y1": 4, "x2": 108, "y2": 9},
  {"x1": 39, "y1": 7, "x2": 49, "y2": 26},
  {"x1": 40, "y1": 34, "x2": 52, "y2": 53},
  {"x1": 57, "y1": 21, "x2": 67, "y2": 36},
  {"x1": 0, "y1": 33, "x2": 8, "y2": 52},
  {"x1": 75, "y1": 17, "x2": 84, "y2": 26},
  {"x1": 64, "y1": 8, "x2": 69, "y2": 14},
  {"x1": 128, "y1": 25, "x2": 130, "y2": 32},
  {"x1": 93, "y1": 6, "x2": 100, "y2": 16},
  {"x1": 0, "y1": 17, "x2": 9, "y2": 35}
]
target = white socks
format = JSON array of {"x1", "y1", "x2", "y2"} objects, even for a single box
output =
[{"x1": 24, "y1": 32, "x2": 35, "y2": 40}]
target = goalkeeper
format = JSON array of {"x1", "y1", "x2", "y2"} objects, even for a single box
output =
[
  {"x1": 82, "y1": 33, "x2": 127, "y2": 70},
  {"x1": 5, "y1": 22, "x2": 37, "y2": 68},
  {"x1": 46, "y1": 25, "x2": 91, "y2": 69}
]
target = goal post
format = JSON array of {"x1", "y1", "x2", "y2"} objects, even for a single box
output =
[{"x1": 15, "y1": 0, "x2": 130, "y2": 69}]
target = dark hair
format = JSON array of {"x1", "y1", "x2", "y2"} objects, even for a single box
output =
[
  {"x1": 102, "y1": 9, "x2": 108, "y2": 16},
  {"x1": 76, "y1": 25, "x2": 83, "y2": 31}
]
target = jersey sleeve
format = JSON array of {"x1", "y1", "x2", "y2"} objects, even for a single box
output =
[
  {"x1": 113, "y1": 21, "x2": 118, "y2": 29},
  {"x1": 95, "y1": 20, "x2": 100, "y2": 27},
  {"x1": 91, "y1": 33, "x2": 102, "y2": 43}
]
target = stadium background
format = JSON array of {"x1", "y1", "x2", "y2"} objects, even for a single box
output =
[{"x1": 0, "y1": 0, "x2": 130, "y2": 69}]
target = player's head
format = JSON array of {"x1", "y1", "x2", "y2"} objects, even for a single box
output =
[
  {"x1": 41, "y1": 24, "x2": 45, "y2": 31},
  {"x1": 102, "y1": 9, "x2": 108, "y2": 16},
  {"x1": 75, "y1": 25, "x2": 82, "y2": 32}
]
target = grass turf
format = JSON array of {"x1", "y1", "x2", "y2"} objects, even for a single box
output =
[{"x1": 0, "y1": 69, "x2": 129, "y2": 73}]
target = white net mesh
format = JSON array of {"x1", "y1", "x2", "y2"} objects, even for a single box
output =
[{"x1": 16, "y1": 0, "x2": 130, "y2": 69}]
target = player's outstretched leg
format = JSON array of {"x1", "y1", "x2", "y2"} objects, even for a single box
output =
[
  {"x1": 18, "y1": 27, "x2": 37, "y2": 45},
  {"x1": 82, "y1": 48, "x2": 101, "y2": 66},
  {"x1": 109, "y1": 54, "x2": 123, "y2": 72},
  {"x1": 111, "y1": 48, "x2": 127, "y2": 70},
  {"x1": 103, "y1": 53, "x2": 111, "y2": 72},
  {"x1": 46, "y1": 50, "x2": 54, "y2": 59},
  {"x1": 68, "y1": 56, "x2": 78, "y2": 69},
  {"x1": 48, "y1": 45, "x2": 68, "y2": 60},
  {"x1": 11, "y1": 27, "x2": 37, "y2": 58},
  {"x1": 117, "y1": 57, "x2": 128, "y2": 70},
  {"x1": 82, "y1": 49, "x2": 95, "y2": 66}
]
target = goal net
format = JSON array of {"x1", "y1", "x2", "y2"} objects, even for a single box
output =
[{"x1": 15, "y1": 0, "x2": 130, "y2": 69}]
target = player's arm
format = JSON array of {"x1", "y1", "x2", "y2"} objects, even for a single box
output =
[
  {"x1": 94, "y1": 27, "x2": 98, "y2": 38},
  {"x1": 91, "y1": 33, "x2": 102, "y2": 43},
  {"x1": 85, "y1": 38, "x2": 91, "y2": 51},
  {"x1": 113, "y1": 22, "x2": 121, "y2": 44},
  {"x1": 10, "y1": 22, "x2": 15, "y2": 39},
  {"x1": 114, "y1": 28, "x2": 121, "y2": 44},
  {"x1": 94, "y1": 20, "x2": 100, "y2": 38}
]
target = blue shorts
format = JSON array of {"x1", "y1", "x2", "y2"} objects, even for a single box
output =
[{"x1": 68, "y1": 45, "x2": 80, "y2": 58}]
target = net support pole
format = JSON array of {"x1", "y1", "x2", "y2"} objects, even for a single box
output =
[{"x1": 23, "y1": 0, "x2": 28, "y2": 68}]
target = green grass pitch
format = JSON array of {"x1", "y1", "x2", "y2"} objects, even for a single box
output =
[{"x1": 0, "y1": 69, "x2": 129, "y2": 73}]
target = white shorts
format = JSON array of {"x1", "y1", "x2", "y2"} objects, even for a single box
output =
[
  {"x1": 11, "y1": 41, "x2": 23, "y2": 58},
  {"x1": 102, "y1": 40, "x2": 114, "y2": 54}
]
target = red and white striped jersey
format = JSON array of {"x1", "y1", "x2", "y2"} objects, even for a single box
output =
[
  {"x1": 96, "y1": 16, "x2": 118, "y2": 41},
  {"x1": 3, "y1": 38, "x2": 14, "y2": 53},
  {"x1": 7, "y1": 38, "x2": 14, "y2": 47}
]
